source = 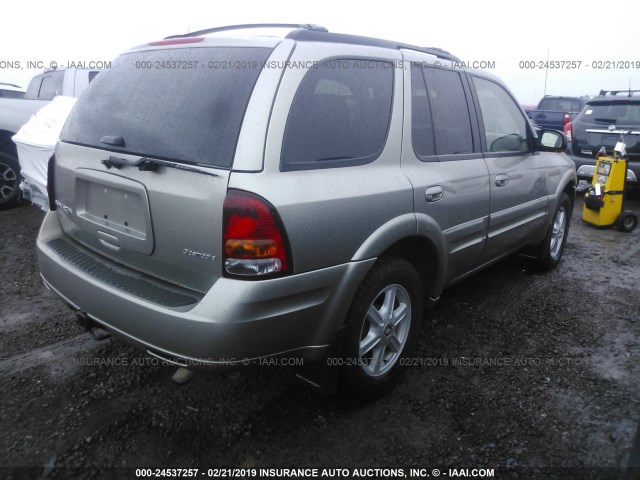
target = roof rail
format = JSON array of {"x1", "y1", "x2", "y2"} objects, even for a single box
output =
[
  {"x1": 599, "y1": 89, "x2": 640, "y2": 97},
  {"x1": 285, "y1": 29, "x2": 460, "y2": 62},
  {"x1": 163, "y1": 24, "x2": 461, "y2": 62},
  {"x1": 165, "y1": 23, "x2": 328, "y2": 39}
]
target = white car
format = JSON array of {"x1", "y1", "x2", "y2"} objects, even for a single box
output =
[{"x1": 0, "y1": 82, "x2": 25, "y2": 99}]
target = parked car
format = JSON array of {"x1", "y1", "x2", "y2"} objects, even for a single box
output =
[
  {"x1": 526, "y1": 95, "x2": 589, "y2": 132},
  {"x1": 571, "y1": 90, "x2": 640, "y2": 187},
  {"x1": 0, "y1": 68, "x2": 101, "y2": 209},
  {"x1": 37, "y1": 24, "x2": 576, "y2": 398},
  {"x1": 12, "y1": 96, "x2": 78, "y2": 211}
]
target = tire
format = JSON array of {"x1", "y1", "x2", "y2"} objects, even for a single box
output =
[
  {"x1": 616, "y1": 211, "x2": 638, "y2": 233},
  {"x1": 533, "y1": 192, "x2": 572, "y2": 270},
  {"x1": 339, "y1": 257, "x2": 422, "y2": 399},
  {"x1": 0, "y1": 152, "x2": 21, "y2": 209}
]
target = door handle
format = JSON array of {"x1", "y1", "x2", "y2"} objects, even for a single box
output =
[
  {"x1": 495, "y1": 174, "x2": 509, "y2": 187},
  {"x1": 425, "y1": 186, "x2": 444, "y2": 202}
]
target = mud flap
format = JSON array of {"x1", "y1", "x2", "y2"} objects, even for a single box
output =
[{"x1": 294, "y1": 327, "x2": 344, "y2": 395}]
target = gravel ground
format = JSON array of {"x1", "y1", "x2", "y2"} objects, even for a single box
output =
[{"x1": 1, "y1": 192, "x2": 639, "y2": 480}]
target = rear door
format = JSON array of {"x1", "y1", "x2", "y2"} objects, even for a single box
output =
[
  {"x1": 401, "y1": 58, "x2": 490, "y2": 284},
  {"x1": 54, "y1": 44, "x2": 274, "y2": 293},
  {"x1": 470, "y1": 75, "x2": 549, "y2": 263}
]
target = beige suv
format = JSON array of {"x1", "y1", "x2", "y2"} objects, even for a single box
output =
[{"x1": 37, "y1": 24, "x2": 576, "y2": 397}]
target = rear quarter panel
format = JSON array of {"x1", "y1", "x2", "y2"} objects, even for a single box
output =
[{"x1": 228, "y1": 43, "x2": 415, "y2": 274}]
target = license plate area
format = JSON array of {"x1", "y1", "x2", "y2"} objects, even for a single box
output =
[
  {"x1": 587, "y1": 133, "x2": 617, "y2": 147},
  {"x1": 73, "y1": 169, "x2": 154, "y2": 255}
]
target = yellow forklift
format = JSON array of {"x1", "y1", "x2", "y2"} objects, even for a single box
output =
[{"x1": 583, "y1": 126, "x2": 638, "y2": 232}]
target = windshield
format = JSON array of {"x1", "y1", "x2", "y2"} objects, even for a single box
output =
[
  {"x1": 61, "y1": 46, "x2": 272, "y2": 168},
  {"x1": 579, "y1": 101, "x2": 640, "y2": 125}
]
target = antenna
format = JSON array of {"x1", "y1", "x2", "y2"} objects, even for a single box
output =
[{"x1": 543, "y1": 48, "x2": 549, "y2": 97}]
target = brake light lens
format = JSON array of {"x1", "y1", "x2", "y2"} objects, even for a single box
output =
[
  {"x1": 563, "y1": 121, "x2": 572, "y2": 142},
  {"x1": 562, "y1": 113, "x2": 571, "y2": 126},
  {"x1": 47, "y1": 154, "x2": 56, "y2": 211},
  {"x1": 223, "y1": 190, "x2": 291, "y2": 277}
]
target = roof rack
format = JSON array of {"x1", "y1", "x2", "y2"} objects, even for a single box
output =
[
  {"x1": 164, "y1": 23, "x2": 460, "y2": 62},
  {"x1": 284, "y1": 29, "x2": 460, "y2": 62},
  {"x1": 599, "y1": 89, "x2": 640, "y2": 97},
  {"x1": 165, "y1": 23, "x2": 328, "y2": 39}
]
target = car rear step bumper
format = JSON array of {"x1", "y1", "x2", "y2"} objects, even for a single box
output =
[{"x1": 37, "y1": 211, "x2": 374, "y2": 368}]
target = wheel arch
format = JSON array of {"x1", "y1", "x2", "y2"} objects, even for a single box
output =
[{"x1": 351, "y1": 213, "x2": 447, "y2": 303}]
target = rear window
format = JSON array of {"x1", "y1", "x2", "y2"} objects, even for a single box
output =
[
  {"x1": 61, "y1": 47, "x2": 272, "y2": 168},
  {"x1": 281, "y1": 59, "x2": 393, "y2": 170},
  {"x1": 25, "y1": 71, "x2": 65, "y2": 100},
  {"x1": 538, "y1": 97, "x2": 582, "y2": 112},
  {"x1": 578, "y1": 101, "x2": 640, "y2": 125}
]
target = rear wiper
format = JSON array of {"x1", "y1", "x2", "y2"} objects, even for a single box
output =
[
  {"x1": 593, "y1": 118, "x2": 617, "y2": 124},
  {"x1": 101, "y1": 155, "x2": 219, "y2": 177},
  {"x1": 102, "y1": 156, "x2": 158, "y2": 171}
]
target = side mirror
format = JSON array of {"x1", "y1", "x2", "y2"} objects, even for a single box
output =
[{"x1": 537, "y1": 129, "x2": 567, "y2": 152}]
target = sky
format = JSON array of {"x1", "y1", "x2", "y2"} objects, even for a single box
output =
[{"x1": 1, "y1": 0, "x2": 639, "y2": 105}]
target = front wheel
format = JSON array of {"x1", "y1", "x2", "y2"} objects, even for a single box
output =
[
  {"x1": 533, "y1": 192, "x2": 572, "y2": 270},
  {"x1": 339, "y1": 257, "x2": 422, "y2": 399}
]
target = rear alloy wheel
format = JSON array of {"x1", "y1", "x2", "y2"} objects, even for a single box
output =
[
  {"x1": 340, "y1": 258, "x2": 422, "y2": 399},
  {"x1": 0, "y1": 153, "x2": 21, "y2": 209},
  {"x1": 533, "y1": 192, "x2": 572, "y2": 270}
]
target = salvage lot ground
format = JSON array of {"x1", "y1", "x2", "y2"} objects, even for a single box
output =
[{"x1": 1, "y1": 192, "x2": 639, "y2": 479}]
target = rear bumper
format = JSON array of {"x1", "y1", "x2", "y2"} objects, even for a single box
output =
[
  {"x1": 569, "y1": 152, "x2": 639, "y2": 184},
  {"x1": 37, "y1": 211, "x2": 374, "y2": 368}
]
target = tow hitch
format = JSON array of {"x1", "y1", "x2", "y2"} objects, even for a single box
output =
[{"x1": 76, "y1": 312, "x2": 111, "y2": 341}]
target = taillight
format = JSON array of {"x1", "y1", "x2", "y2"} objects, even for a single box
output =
[
  {"x1": 47, "y1": 154, "x2": 56, "y2": 211},
  {"x1": 562, "y1": 113, "x2": 571, "y2": 126},
  {"x1": 222, "y1": 190, "x2": 291, "y2": 278},
  {"x1": 563, "y1": 121, "x2": 572, "y2": 142}
]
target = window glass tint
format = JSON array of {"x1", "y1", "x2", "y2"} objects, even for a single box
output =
[
  {"x1": 538, "y1": 97, "x2": 581, "y2": 112},
  {"x1": 580, "y1": 101, "x2": 640, "y2": 125},
  {"x1": 282, "y1": 59, "x2": 393, "y2": 169},
  {"x1": 422, "y1": 67, "x2": 473, "y2": 155},
  {"x1": 61, "y1": 47, "x2": 272, "y2": 168},
  {"x1": 38, "y1": 71, "x2": 64, "y2": 100},
  {"x1": 0, "y1": 89, "x2": 24, "y2": 99},
  {"x1": 88, "y1": 71, "x2": 100, "y2": 83},
  {"x1": 25, "y1": 76, "x2": 43, "y2": 99},
  {"x1": 473, "y1": 76, "x2": 528, "y2": 153},
  {"x1": 411, "y1": 65, "x2": 435, "y2": 157}
]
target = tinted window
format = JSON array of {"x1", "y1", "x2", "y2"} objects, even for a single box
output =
[
  {"x1": 579, "y1": 101, "x2": 640, "y2": 125},
  {"x1": 25, "y1": 76, "x2": 43, "y2": 99},
  {"x1": 411, "y1": 66, "x2": 435, "y2": 157},
  {"x1": 538, "y1": 97, "x2": 582, "y2": 112},
  {"x1": 422, "y1": 67, "x2": 473, "y2": 155},
  {"x1": 281, "y1": 59, "x2": 393, "y2": 169},
  {"x1": 473, "y1": 76, "x2": 528, "y2": 153},
  {"x1": 38, "y1": 71, "x2": 64, "y2": 100},
  {"x1": 0, "y1": 89, "x2": 24, "y2": 99},
  {"x1": 61, "y1": 47, "x2": 272, "y2": 168},
  {"x1": 88, "y1": 71, "x2": 100, "y2": 83}
]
